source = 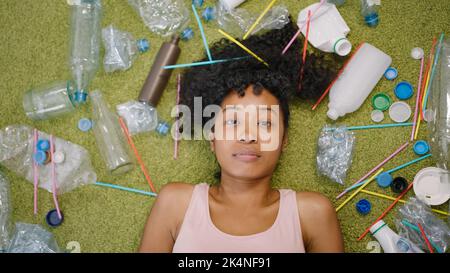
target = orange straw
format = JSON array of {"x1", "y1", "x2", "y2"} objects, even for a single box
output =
[
  {"x1": 417, "y1": 223, "x2": 434, "y2": 253},
  {"x1": 118, "y1": 117, "x2": 157, "y2": 193}
]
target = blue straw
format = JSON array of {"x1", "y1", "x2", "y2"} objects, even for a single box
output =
[
  {"x1": 401, "y1": 219, "x2": 442, "y2": 253},
  {"x1": 422, "y1": 33, "x2": 445, "y2": 116},
  {"x1": 192, "y1": 4, "x2": 212, "y2": 61},
  {"x1": 347, "y1": 123, "x2": 413, "y2": 131},
  {"x1": 95, "y1": 182, "x2": 157, "y2": 197},
  {"x1": 163, "y1": 56, "x2": 249, "y2": 69}
]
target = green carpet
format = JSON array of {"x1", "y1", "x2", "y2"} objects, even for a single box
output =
[{"x1": 0, "y1": 0, "x2": 449, "y2": 253}]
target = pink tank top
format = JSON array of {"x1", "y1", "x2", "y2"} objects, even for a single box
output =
[{"x1": 172, "y1": 183, "x2": 305, "y2": 253}]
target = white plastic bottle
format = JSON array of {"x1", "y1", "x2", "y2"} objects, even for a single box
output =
[
  {"x1": 327, "y1": 43, "x2": 392, "y2": 120},
  {"x1": 370, "y1": 220, "x2": 423, "y2": 253},
  {"x1": 297, "y1": 2, "x2": 352, "y2": 56},
  {"x1": 219, "y1": 0, "x2": 246, "y2": 10}
]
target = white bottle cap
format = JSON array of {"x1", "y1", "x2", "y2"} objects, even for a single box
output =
[
  {"x1": 371, "y1": 110, "x2": 384, "y2": 123},
  {"x1": 370, "y1": 220, "x2": 386, "y2": 234},
  {"x1": 53, "y1": 151, "x2": 65, "y2": 164},
  {"x1": 411, "y1": 47, "x2": 424, "y2": 60},
  {"x1": 423, "y1": 109, "x2": 434, "y2": 122},
  {"x1": 334, "y1": 38, "x2": 352, "y2": 56},
  {"x1": 327, "y1": 108, "x2": 340, "y2": 120},
  {"x1": 389, "y1": 102, "x2": 412, "y2": 123}
]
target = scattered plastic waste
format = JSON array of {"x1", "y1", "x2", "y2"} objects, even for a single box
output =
[
  {"x1": 0, "y1": 171, "x2": 13, "y2": 252},
  {"x1": 371, "y1": 220, "x2": 423, "y2": 253},
  {"x1": 7, "y1": 223, "x2": 60, "y2": 253}
]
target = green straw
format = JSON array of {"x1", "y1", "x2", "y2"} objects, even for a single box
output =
[{"x1": 401, "y1": 219, "x2": 442, "y2": 253}]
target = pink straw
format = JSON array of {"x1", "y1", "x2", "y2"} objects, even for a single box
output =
[
  {"x1": 174, "y1": 74, "x2": 181, "y2": 160},
  {"x1": 336, "y1": 142, "x2": 410, "y2": 200},
  {"x1": 281, "y1": 0, "x2": 325, "y2": 55},
  {"x1": 33, "y1": 129, "x2": 39, "y2": 215},
  {"x1": 49, "y1": 135, "x2": 62, "y2": 219},
  {"x1": 410, "y1": 57, "x2": 425, "y2": 141}
]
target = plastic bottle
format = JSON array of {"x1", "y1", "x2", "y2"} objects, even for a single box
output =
[
  {"x1": 327, "y1": 0, "x2": 345, "y2": 7},
  {"x1": 23, "y1": 81, "x2": 76, "y2": 120},
  {"x1": 0, "y1": 171, "x2": 13, "y2": 253},
  {"x1": 370, "y1": 220, "x2": 424, "y2": 253},
  {"x1": 297, "y1": 2, "x2": 352, "y2": 57},
  {"x1": 327, "y1": 43, "x2": 392, "y2": 120},
  {"x1": 360, "y1": 0, "x2": 379, "y2": 27},
  {"x1": 219, "y1": 0, "x2": 246, "y2": 10},
  {"x1": 90, "y1": 90, "x2": 134, "y2": 175},
  {"x1": 102, "y1": 25, "x2": 150, "y2": 73},
  {"x1": 68, "y1": 0, "x2": 102, "y2": 104}
]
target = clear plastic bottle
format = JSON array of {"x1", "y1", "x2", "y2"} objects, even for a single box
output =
[
  {"x1": 327, "y1": 0, "x2": 345, "y2": 7},
  {"x1": 0, "y1": 171, "x2": 13, "y2": 253},
  {"x1": 360, "y1": 0, "x2": 379, "y2": 27},
  {"x1": 69, "y1": 0, "x2": 102, "y2": 104},
  {"x1": 90, "y1": 90, "x2": 134, "y2": 175},
  {"x1": 102, "y1": 25, "x2": 150, "y2": 73},
  {"x1": 370, "y1": 220, "x2": 423, "y2": 253}
]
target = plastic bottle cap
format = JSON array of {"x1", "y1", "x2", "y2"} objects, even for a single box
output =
[
  {"x1": 74, "y1": 91, "x2": 88, "y2": 104},
  {"x1": 202, "y1": 6, "x2": 216, "y2": 21},
  {"x1": 192, "y1": 0, "x2": 204, "y2": 8},
  {"x1": 391, "y1": 177, "x2": 408, "y2": 193},
  {"x1": 371, "y1": 110, "x2": 384, "y2": 123},
  {"x1": 389, "y1": 102, "x2": 412, "y2": 123},
  {"x1": 327, "y1": 108, "x2": 339, "y2": 120},
  {"x1": 372, "y1": 93, "x2": 392, "y2": 111},
  {"x1": 377, "y1": 172, "x2": 393, "y2": 188},
  {"x1": 411, "y1": 47, "x2": 424, "y2": 60},
  {"x1": 394, "y1": 81, "x2": 414, "y2": 100},
  {"x1": 33, "y1": 151, "x2": 49, "y2": 166},
  {"x1": 364, "y1": 12, "x2": 379, "y2": 27},
  {"x1": 78, "y1": 118, "x2": 92, "y2": 132},
  {"x1": 137, "y1": 39, "x2": 150, "y2": 53},
  {"x1": 181, "y1": 27, "x2": 194, "y2": 41},
  {"x1": 46, "y1": 209, "x2": 64, "y2": 227},
  {"x1": 53, "y1": 151, "x2": 66, "y2": 164},
  {"x1": 384, "y1": 67, "x2": 398, "y2": 80},
  {"x1": 413, "y1": 167, "x2": 450, "y2": 206},
  {"x1": 356, "y1": 199, "x2": 371, "y2": 215},
  {"x1": 156, "y1": 122, "x2": 170, "y2": 136},
  {"x1": 333, "y1": 38, "x2": 352, "y2": 57},
  {"x1": 413, "y1": 140, "x2": 429, "y2": 155},
  {"x1": 37, "y1": 139, "x2": 50, "y2": 152}
]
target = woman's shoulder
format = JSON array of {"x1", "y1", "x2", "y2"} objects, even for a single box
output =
[
  {"x1": 157, "y1": 182, "x2": 198, "y2": 204},
  {"x1": 293, "y1": 191, "x2": 336, "y2": 218}
]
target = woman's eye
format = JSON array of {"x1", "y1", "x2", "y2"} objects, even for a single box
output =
[
  {"x1": 225, "y1": 119, "x2": 239, "y2": 126},
  {"x1": 258, "y1": 121, "x2": 272, "y2": 127}
]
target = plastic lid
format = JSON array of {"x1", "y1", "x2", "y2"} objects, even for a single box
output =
[
  {"x1": 364, "y1": 12, "x2": 379, "y2": 27},
  {"x1": 391, "y1": 177, "x2": 408, "y2": 193},
  {"x1": 327, "y1": 108, "x2": 339, "y2": 120},
  {"x1": 181, "y1": 27, "x2": 194, "y2": 41},
  {"x1": 156, "y1": 121, "x2": 170, "y2": 136},
  {"x1": 78, "y1": 118, "x2": 92, "y2": 132},
  {"x1": 372, "y1": 93, "x2": 392, "y2": 111},
  {"x1": 74, "y1": 91, "x2": 88, "y2": 104},
  {"x1": 370, "y1": 220, "x2": 386, "y2": 234},
  {"x1": 411, "y1": 47, "x2": 424, "y2": 60},
  {"x1": 377, "y1": 172, "x2": 393, "y2": 188},
  {"x1": 202, "y1": 6, "x2": 216, "y2": 21},
  {"x1": 413, "y1": 140, "x2": 429, "y2": 155},
  {"x1": 46, "y1": 209, "x2": 64, "y2": 227},
  {"x1": 389, "y1": 102, "x2": 412, "y2": 123},
  {"x1": 333, "y1": 38, "x2": 352, "y2": 57},
  {"x1": 33, "y1": 151, "x2": 48, "y2": 165},
  {"x1": 137, "y1": 39, "x2": 150, "y2": 53},
  {"x1": 384, "y1": 67, "x2": 398, "y2": 80},
  {"x1": 394, "y1": 81, "x2": 414, "y2": 100},
  {"x1": 413, "y1": 167, "x2": 450, "y2": 206},
  {"x1": 371, "y1": 110, "x2": 384, "y2": 123},
  {"x1": 356, "y1": 199, "x2": 371, "y2": 215},
  {"x1": 53, "y1": 151, "x2": 65, "y2": 164},
  {"x1": 192, "y1": 0, "x2": 204, "y2": 8},
  {"x1": 37, "y1": 139, "x2": 50, "y2": 152}
]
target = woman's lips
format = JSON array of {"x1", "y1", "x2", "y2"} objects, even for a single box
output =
[{"x1": 232, "y1": 152, "x2": 261, "y2": 162}]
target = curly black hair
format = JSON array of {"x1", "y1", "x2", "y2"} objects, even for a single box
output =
[{"x1": 180, "y1": 18, "x2": 341, "y2": 132}]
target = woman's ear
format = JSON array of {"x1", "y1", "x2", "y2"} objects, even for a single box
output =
[{"x1": 282, "y1": 132, "x2": 288, "y2": 151}]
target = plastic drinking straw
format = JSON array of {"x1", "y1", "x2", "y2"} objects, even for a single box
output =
[
  {"x1": 174, "y1": 74, "x2": 181, "y2": 160},
  {"x1": 410, "y1": 57, "x2": 425, "y2": 141},
  {"x1": 95, "y1": 182, "x2": 157, "y2": 197},
  {"x1": 347, "y1": 123, "x2": 413, "y2": 131},
  {"x1": 49, "y1": 135, "x2": 62, "y2": 220},
  {"x1": 218, "y1": 29, "x2": 269, "y2": 67},
  {"x1": 192, "y1": 4, "x2": 212, "y2": 61},
  {"x1": 118, "y1": 117, "x2": 157, "y2": 193},
  {"x1": 312, "y1": 43, "x2": 364, "y2": 110},
  {"x1": 33, "y1": 128, "x2": 39, "y2": 215},
  {"x1": 163, "y1": 57, "x2": 249, "y2": 69},
  {"x1": 419, "y1": 37, "x2": 438, "y2": 120},
  {"x1": 282, "y1": 0, "x2": 326, "y2": 55},
  {"x1": 361, "y1": 189, "x2": 449, "y2": 216},
  {"x1": 402, "y1": 220, "x2": 442, "y2": 253},
  {"x1": 336, "y1": 169, "x2": 383, "y2": 212},
  {"x1": 336, "y1": 142, "x2": 410, "y2": 200},
  {"x1": 243, "y1": 0, "x2": 277, "y2": 40},
  {"x1": 345, "y1": 154, "x2": 432, "y2": 192},
  {"x1": 357, "y1": 181, "x2": 414, "y2": 241},
  {"x1": 417, "y1": 223, "x2": 434, "y2": 253}
]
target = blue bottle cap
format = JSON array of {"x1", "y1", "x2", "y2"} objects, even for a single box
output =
[
  {"x1": 394, "y1": 81, "x2": 414, "y2": 100},
  {"x1": 202, "y1": 6, "x2": 216, "y2": 22},
  {"x1": 181, "y1": 27, "x2": 194, "y2": 41},
  {"x1": 413, "y1": 140, "x2": 429, "y2": 155},
  {"x1": 384, "y1": 67, "x2": 398, "y2": 80},
  {"x1": 192, "y1": 0, "x2": 204, "y2": 8},
  {"x1": 137, "y1": 39, "x2": 150, "y2": 53},
  {"x1": 46, "y1": 209, "x2": 64, "y2": 227},
  {"x1": 74, "y1": 91, "x2": 88, "y2": 104},
  {"x1": 376, "y1": 172, "x2": 393, "y2": 188},
  {"x1": 78, "y1": 118, "x2": 92, "y2": 132},
  {"x1": 37, "y1": 139, "x2": 50, "y2": 152},
  {"x1": 364, "y1": 13, "x2": 379, "y2": 27},
  {"x1": 156, "y1": 121, "x2": 170, "y2": 136},
  {"x1": 33, "y1": 151, "x2": 49, "y2": 165},
  {"x1": 356, "y1": 199, "x2": 371, "y2": 215}
]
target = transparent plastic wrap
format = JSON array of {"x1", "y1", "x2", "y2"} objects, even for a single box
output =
[
  {"x1": 0, "y1": 171, "x2": 13, "y2": 252},
  {"x1": 395, "y1": 197, "x2": 450, "y2": 253},
  {"x1": 216, "y1": 2, "x2": 290, "y2": 37},
  {"x1": 0, "y1": 125, "x2": 97, "y2": 194},
  {"x1": 128, "y1": 0, "x2": 189, "y2": 37},
  {"x1": 316, "y1": 125, "x2": 355, "y2": 185},
  {"x1": 7, "y1": 223, "x2": 60, "y2": 253},
  {"x1": 427, "y1": 38, "x2": 450, "y2": 170}
]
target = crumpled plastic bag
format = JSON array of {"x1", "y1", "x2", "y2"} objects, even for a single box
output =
[
  {"x1": 7, "y1": 223, "x2": 60, "y2": 253},
  {"x1": 102, "y1": 25, "x2": 140, "y2": 72},
  {"x1": 0, "y1": 171, "x2": 13, "y2": 252}
]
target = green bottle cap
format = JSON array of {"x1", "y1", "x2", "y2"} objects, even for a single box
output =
[{"x1": 372, "y1": 93, "x2": 392, "y2": 111}]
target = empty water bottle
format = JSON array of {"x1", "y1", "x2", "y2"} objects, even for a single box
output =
[
  {"x1": 102, "y1": 25, "x2": 150, "y2": 73},
  {"x1": 360, "y1": 0, "x2": 379, "y2": 27},
  {"x1": 69, "y1": 0, "x2": 102, "y2": 104}
]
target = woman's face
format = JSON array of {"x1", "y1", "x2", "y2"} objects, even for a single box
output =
[{"x1": 211, "y1": 86, "x2": 287, "y2": 181}]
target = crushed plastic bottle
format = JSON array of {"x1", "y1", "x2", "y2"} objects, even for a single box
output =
[
  {"x1": 7, "y1": 223, "x2": 60, "y2": 253},
  {"x1": 0, "y1": 125, "x2": 97, "y2": 194},
  {"x1": 0, "y1": 171, "x2": 13, "y2": 252},
  {"x1": 102, "y1": 25, "x2": 150, "y2": 73}
]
